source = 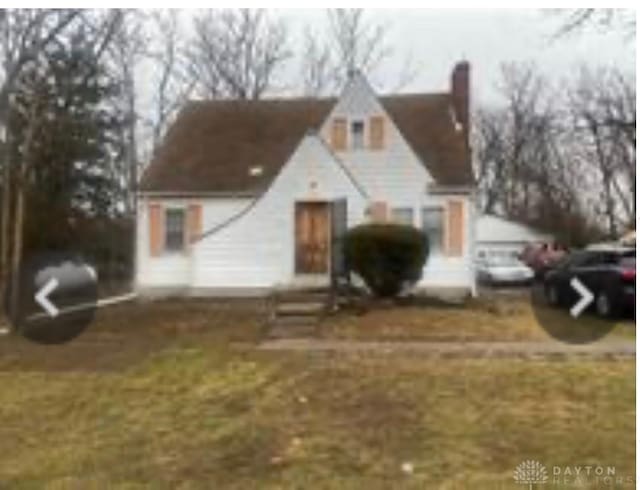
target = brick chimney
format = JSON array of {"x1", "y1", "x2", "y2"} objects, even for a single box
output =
[{"x1": 450, "y1": 61, "x2": 470, "y2": 144}]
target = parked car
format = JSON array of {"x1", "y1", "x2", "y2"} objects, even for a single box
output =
[
  {"x1": 521, "y1": 242, "x2": 567, "y2": 280},
  {"x1": 543, "y1": 245, "x2": 635, "y2": 318},
  {"x1": 476, "y1": 256, "x2": 534, "y2": 285}
]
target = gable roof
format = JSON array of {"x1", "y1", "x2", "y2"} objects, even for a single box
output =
[
  {"x1": 380, "y1": 94, "x2": 473, "y2": 186},
  {"x1": 139, "y1": 93, "x2": 473, "y2": 194}
]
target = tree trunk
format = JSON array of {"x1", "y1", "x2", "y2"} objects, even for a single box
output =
[
  {"x1": 0, "y1": 108, "x2": 12, "y2": 307},
  {"x1": 0, "y1": 146, "x2": 10, "y2": 279},
  {"x1": 8, "y1": 97, "x2": 39, "y2": 329},
  {"x1": 9, "y1": 180, "x2": 24, "y2": 322},
  {"x1": 126, "y1": 71, "x2": 138, "y2": 289}
]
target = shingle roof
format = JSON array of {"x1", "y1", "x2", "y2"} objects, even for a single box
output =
[
  {"x1": 139, "y1": 93, "x2": 473, "y2": 194},
  {"x1": 380, "y1": 94, "x2": 473, "y2": 186}
]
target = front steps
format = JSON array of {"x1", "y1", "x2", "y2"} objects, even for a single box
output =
[{"x1": 266, "y1": 289, "x2": 331, "y2": 339}]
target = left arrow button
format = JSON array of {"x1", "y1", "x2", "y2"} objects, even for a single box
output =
[{"x1": 35, "y1": 277, "x2": 59, "y2": 318}]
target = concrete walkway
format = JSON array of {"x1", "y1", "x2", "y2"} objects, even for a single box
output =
[{"x1": 255, "y1": 338, "x2": 635, "y2": 360}]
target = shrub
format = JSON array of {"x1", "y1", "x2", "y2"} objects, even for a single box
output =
[{"x1": 344, "y1": 223, "x2": 429, "y2": 297}]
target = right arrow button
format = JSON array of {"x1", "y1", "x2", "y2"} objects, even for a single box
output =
[{"x1": 570, "y1": 277, "x2": 594, "y2": 318}]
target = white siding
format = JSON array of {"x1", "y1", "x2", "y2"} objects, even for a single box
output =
[
  {"x1": 476, "y1": 214, "x2": 553, "y2": 258},
  {"x1": 419, "y1": 196, "x2": 476, "y2": 291},
  {"x1": 320, "y1": 76, "x2": 434, "y2": 204},
  {"x1": 321, "y1": 74, "x2": 474, "y2": 291},
  {"x1": 136, "y1": 73, "x2": 476, "y2": 295},
  {"x1": 189, "y1": 135, "x2": 367, "y2": 289},
  {"x1": 136, "y1": 197, "x2": 249, "y2": 289}
]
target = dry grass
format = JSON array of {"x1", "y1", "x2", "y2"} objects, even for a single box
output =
[
  {"x1": 322, "y1": 292, "x2": 635, "y2": 342},
  {"x1": 0, "y1": 299, "x2": 635, "y2": 489}
]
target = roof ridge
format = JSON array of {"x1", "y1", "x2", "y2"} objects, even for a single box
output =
[
  {"x1": 182, "y1": 91, "x2": 449, "y2": 107},
  {"x1": 381, "y1": 91, "x2": 450, "y2": 99}
]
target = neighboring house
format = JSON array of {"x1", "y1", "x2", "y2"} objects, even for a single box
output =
[
  {"x1": 136, "y1": 62, "x2": 476, "y2": 297},
  {"x1": 475, "y1": 214, "x2": 553, "y2": 259}
]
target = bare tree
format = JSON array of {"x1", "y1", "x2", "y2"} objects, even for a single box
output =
[
  {"x1": 146, "y1": 10, "x2": 194, "y2": 150},
  {"x1": 476, "y1": 61, "x2": 635, "y2": 244},
  {"x1": 108, "y1": 9, "x2": 146, "y2": 216},
  {"x1": 187, "y1": 9, "x2": 291, "y2": 99},
  {"x1": 300, "y1": 29, "x2": 334, "y2": 97},
  {"x1": 568, "y1": 66, "x2": 636, "y2": 236},
  {"x1": 474, "y1": 63, "x2": 592, "y2": 242},
  {"x1": 328, "y1": 9, "x2": 391, "y2": 83},
  {"x1": 300, "y1": 8, "x2": 418, "y2": 96},
  {"x1": 1, "y1": 9, "x2": 125, "y2": 321},
  {"x1": 551, "y1": 9, "x2": 635, "y2": 40},
  {"x1": 0, "y1": 9, "x2": 80, "y2": 288}
]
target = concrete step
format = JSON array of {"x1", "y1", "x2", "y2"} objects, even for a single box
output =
[
  {"x1": 274, "y1": 291, "x2": 330, "y2": 303},
  {"x1": 272, "y1": 314, "x2": 319, "y2": 327},
  {"x1": 276, "y1": 301, "x2": 326, "y2": 316},
  {"x1": 267, "y1": 322, "x2": 317, "y2": 339},
  {"x1": 267, "y1": 288, "x2": 330, "y2": 339}
]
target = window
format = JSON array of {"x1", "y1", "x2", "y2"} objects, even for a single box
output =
[
  {"x1": 331, "y1": 118, "x2": 347, "y2": 151},
  {"x1": 369, "y1": 116, "x2": 385, "y2": 150},
  {"x1": 391, "y1": 207, "x2": 414, "y2": 226},
  {"x1": 351, "y1": 120, "x2": 365, "y2": 149},
  {"x1": 369, "y1": 201, "x2": 388, "y2": 222},
  {"x1": 422, "y1": 207, "x2": 444, "y2": 255},
  {"x1": 165, "y1": 208, "x2": 185, "y2": 252}
]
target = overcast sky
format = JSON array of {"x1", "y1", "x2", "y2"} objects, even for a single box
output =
[{"x1": 275, "y1": 8, "x2": 635, "y2": 104}]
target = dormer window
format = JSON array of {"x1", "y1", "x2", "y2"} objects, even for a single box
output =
[{"x1": 351, "y1": 120, "x2": 365, "y2": 149}]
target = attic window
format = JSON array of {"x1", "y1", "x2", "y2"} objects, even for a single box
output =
[
  {"x1": 249, "y1": 166, "x2": 263, "y2": 177},
  {"x1": 351, "y1": 120, "x2": 365, "y2": 149}
]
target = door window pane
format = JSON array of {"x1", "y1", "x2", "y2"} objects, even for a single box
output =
[
  {"x1": 165, "y1": 208, "x2": 185, "y2": 252},
  {"x1": 422, "y1": 207, "x2": 443, "y2": 255}
]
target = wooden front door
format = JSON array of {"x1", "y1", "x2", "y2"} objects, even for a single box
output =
[{"x1": 295, "y1": 202, "x2": 330, "y2": 274}]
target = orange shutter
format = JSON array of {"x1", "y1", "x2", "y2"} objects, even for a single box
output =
[
  {"x1": 446, "y1": 200, "x2": 464, "y2": 257},
  {"x1": 331, "y1": 118, "x2": 347, "y2": 151},
  {"x1": 369, "y1": 116, "x2": 385, "y2": 150},
  {"x1": 149, "y1": 203, "x2": 163, "y2": 257},
  {"x1": 369, "y1": 201, "x2": 388, "y2": 222},
  {"x1": 187, "y1": 204, "x2": 202, "y2": 244}
]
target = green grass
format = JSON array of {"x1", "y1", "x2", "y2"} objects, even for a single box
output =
[{"x1": 0, "y1": 300, "x2": 635, "y2": 489}]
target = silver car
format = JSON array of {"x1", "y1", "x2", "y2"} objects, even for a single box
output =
[{"x1": 476, "y1": 256, "x2": 534, "y2": 285}]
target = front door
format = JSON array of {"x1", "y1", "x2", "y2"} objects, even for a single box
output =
[{"x1": 295, "y1": 202, "x2": 330, "y2": 274}]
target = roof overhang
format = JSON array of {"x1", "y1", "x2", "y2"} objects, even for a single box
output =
[
  {"x1": 137, "y1": 190, "x2": 259, "y2": 198},
  {"x1": 427, "y1": 184, "x2": 475, "y2": 195}
]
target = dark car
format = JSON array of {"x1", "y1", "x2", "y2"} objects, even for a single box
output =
[{"x1": 543, "y1": 246, "x2": 635, "y2": 318}]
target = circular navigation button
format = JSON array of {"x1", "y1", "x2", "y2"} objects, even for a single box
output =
[
  {"x1": 4, "y1": 252, "x2": 98, "y2": 344},
  {"x1": 530, "y1": 278, "x2": 619, "y2": 344}
]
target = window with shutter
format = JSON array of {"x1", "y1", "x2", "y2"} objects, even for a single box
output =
[
  {"x1": 350, "y1": 120, "x2": 365, "y2": 149},
  {"x1": 331, "y1": 118, "x2": 347, "y2": 151},
  {"x1": 187, "y1": 204, "x2": 202, "y2": 244},
  {"x1": 422, "y1": 207, "x2": 444, "y2": 255},
  {"x1": 165, "y1": 208, "x2": 186, "y2": 252},
  {"x1": 369, "y1": 201, "x2": 388, "y2": 222},
  {"x1": 446, "y1": 200, "x2": 464, "y2": 257},
  {"x1": 369, "y1": 115, "x2": 385, "y2": 150},
  {"x1": 149, "y1": 203, "x2": 163, "y2": 257}
]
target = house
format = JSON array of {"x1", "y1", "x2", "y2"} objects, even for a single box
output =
[
  {"x1": 136, "y1": 62, "x2": 476, "y2": 297},
  {"x1": 475, "y1": 214, "x2": 554, "y2": 259}
]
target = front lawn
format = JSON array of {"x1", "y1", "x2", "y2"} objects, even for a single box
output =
[
  {"x1": 0, "y1": 300, "x2": 634, "y2": 489},
  {"x1": 323, "y1": 292, "x2": 635, "y2": 342}
]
